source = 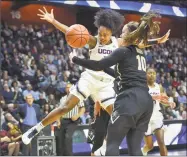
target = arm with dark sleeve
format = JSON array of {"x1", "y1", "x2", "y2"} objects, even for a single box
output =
[
  {"x1": 73, "y1": 47, "x2": 128, "y2": 71},
  {"x1": 103, "y1": 68, "x2": 115, "y2": 78},
  {"x1": 37, "y1": 104, "x2": 43, "y2": 121},
  {"x1": 13, "y1": 104, "x2": 23, "y2": 122}
]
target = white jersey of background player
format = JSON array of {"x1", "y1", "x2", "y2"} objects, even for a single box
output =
[
  {"x1": 146, "y1": 82, "x2": 164, "y2": 135},
  {"x1": 142, "y1": 68, "x2": 175, "y2": 156}
]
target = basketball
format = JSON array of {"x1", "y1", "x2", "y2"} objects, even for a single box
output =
[{"x1": 65, "y1": 24, "x2": 90, "y2": 48}]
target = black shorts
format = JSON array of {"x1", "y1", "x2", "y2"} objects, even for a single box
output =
[
  {"x1": 112, "y1": 87, "x2": 153, "y2": 132},
  {"x1": 87, "y1": 109, "x2": 110, "y2": 144}
]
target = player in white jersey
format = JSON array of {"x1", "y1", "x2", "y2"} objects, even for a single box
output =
[
  {"x1": 21, "y1": 7, "x2": 170, "y2": 150},
  {"x1": 142, "y1": 68, "x2": 176, "y2": 156}
]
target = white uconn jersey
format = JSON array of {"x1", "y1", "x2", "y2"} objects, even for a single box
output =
[
  {"x1": 86, "y1": 36, "x2": 118, "y2": 79},
  {"x1": 149, "y1": 83, "x2": 161, "y2": 116}
]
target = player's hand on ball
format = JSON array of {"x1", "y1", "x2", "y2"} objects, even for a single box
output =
[
  {"x1": 69, "y1": 49, "x2": 77, "y2": 64},
  {"x1": 37, "y1": 7, "x2": 54, "y2": 23},
  {"x1": 158, "y1": 29, "x2": 170, "y2": 44}
]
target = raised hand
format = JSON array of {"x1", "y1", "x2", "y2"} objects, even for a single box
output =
[
  {"x1": 37, "y1": 7, "x2": 54, "y2": 23},
  {"x1": 158, "y1": 29, "x2": 171, "y2": 44}
]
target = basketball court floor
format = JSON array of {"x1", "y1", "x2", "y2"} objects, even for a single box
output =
[{"x1": 150, "y1": 149, "x2": 186, "y2": 156}]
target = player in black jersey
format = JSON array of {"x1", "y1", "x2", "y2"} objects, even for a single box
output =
[{"x1": 71, "y1": 11, "x2": 164, "y2": 155}]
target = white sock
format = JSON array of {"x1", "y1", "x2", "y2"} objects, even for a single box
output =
[{"x1": 35, "y1": 122, "x2": 45, "y2": 132}]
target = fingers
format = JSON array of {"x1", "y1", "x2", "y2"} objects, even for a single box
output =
[
  {"x1": 38, "y1": 9, "x2": 45, "y2": 14},
  {"x1": 51, "y1": 9, "x2": 54, "y2": 15},
  {"x1": 43, "y1": 6, "x2": 48, "y2": 13},
  {"x1": 40, "y1": 18, "x2": 46, "y2": 20},
  {"x1": 37, "y1": 14, "x2": 44, "y2": 17}
]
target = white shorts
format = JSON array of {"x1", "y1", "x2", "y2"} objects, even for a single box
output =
[
  {"x1": 145, "y1": 111, "x2": 164, "y2": 136},
  {"x1": 70, "y1": 71, "x2": 116, "y2": 109}
]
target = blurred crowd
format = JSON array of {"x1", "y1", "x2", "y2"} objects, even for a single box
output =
[
  {"x1": 0, "y1": 22, "x2": 186, "y2": 155},
  {"x1": 145, "y1": 36, "x2": 187, "y2": 120},
  {"x1": 0, "y1": 22, "x2": 91, "y2": 155}
]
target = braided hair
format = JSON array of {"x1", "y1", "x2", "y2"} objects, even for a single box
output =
[{"x1": 124, "y1": 10, "x2": 161, "y2": 45}]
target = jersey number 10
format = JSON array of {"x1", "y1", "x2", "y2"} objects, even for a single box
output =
[{"x1": 136, "y1": 55, "x2": 146, "y2": 72}]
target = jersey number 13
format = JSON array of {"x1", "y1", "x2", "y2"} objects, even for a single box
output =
[{"x1": 136, "y1": 55, "x2": 146, "y2": 72}]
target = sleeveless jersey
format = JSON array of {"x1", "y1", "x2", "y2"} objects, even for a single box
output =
[
  {"x1": 148, "y1": 83, "x2": 161, "y2": 112},
  {"x1": 86, "y1": 36, "x2": 118, "y2": 79}
]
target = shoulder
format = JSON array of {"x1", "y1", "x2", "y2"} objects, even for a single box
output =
[
  {"x1": 33, "y1": 103, "x2": 40, "y2": 108},
  {"x1": 114, "y1": 46, "x2": 132, "y2": 55}
]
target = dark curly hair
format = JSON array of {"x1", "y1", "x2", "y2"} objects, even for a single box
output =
[
  {"x1": 124, "y1": 10, "x2": 161, "y2": 45},
  {"x1": 94, "y1": 9, "x2": 125, "y2": 35}
]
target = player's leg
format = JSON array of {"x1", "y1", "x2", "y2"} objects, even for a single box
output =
[
  {"x1": 21, "y1": 94, "x2": 80, "y2": 145},
  {"x1": 127, "y1": 111, "x2": 153, "y2": 156},
  {"x1": 132, "y1": 88, "x2": 154, "y2": 156},
  {"x1": 22, "y1": 72, "x2": 92, "y2": 145},
  {"x1": 91, "y1": 84, "x2": 115, "y2": 155},
  {"x1": 154, "y1": 122, "x2": 167, "y2": 156},
  {"x1": 105, "y1": 113, "x2": 136, "y2": 155},
  {"x1": 155, "y1": 128, "x2": 167, "y2": 156},
  {"x1": 142, "y1": 122, "x2": 154, "y2": 155},
  {"x1": 105, "y1": 104, "x2": 113, "y2": 115},
  {"x1": 142, "y1": 135, "x2": 154, "y2": 155},
  {"x1": 91, "y1": 108, "x2": 110, "y2": 155},
  {"x1": 126, "y1": 128, "x2": 145, "y2": 155}
]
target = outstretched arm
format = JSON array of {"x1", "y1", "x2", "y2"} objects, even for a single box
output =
[
  {"x1": 103, "y1": 68, "x2": 115, "y2": 78},
  {"x1": 152, "y1": 84, "x2": 176, "y2": 109},
  {"x1": 37, "y1": 7, "x2": 97, "y2": 49},
  {"x1": 72, "y1": 47, "x2": 128, "y2": 71},
  {"x1": 138, "y1": 29, "x2": 170, "y2": 48},
  {"x1": 159, "y1": 85, "x2": 176, "y2": 108},
  {"x1": 117, "y1": 29, "x2": 170, "y2": 48}
]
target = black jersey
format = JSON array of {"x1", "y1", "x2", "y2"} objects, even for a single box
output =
[
  {"x1": 73, "y1": 45, "x2": 148, "y2": 91},
  {"x1": 115, "y1": 46, "x2": 147, "y2": 91}
]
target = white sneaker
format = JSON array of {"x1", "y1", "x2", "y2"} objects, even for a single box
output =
[
  {"x1": 94, "y1": 146, "x2": 106, "y2": 156},
  {"x1": 22, "y1": 126, "x2": 39, "y2": 145},
  {"x1": 141, "y1": 147, "x2": 148, "y2": 156}
]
